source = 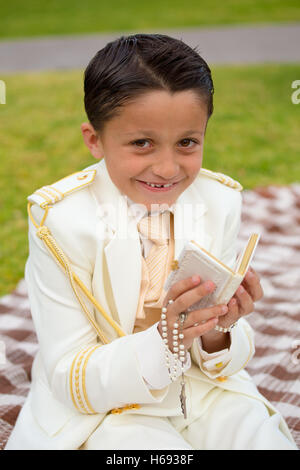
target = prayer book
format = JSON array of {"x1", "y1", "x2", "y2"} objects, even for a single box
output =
[{"x1": 164, "y1": 234, "x2": 260, "y2": 312}]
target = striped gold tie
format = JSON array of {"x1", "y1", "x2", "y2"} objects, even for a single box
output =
[{"x1": 138, "y1": 212, "x2": 170, "y2": 302}]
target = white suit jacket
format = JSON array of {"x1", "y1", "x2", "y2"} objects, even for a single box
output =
[{"x1": 5, "y1": 158, "x2": 294, "y2": 450}]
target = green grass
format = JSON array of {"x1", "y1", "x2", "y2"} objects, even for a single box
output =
[
  {"x1": 206, "y1": 64, "x2": 300, "y2": 186},
  {"x1": 0, "y1": 63, "x2": 299, "y2": 296},
  {"x1": 0, "y1": 0, "x2": 300, "y2": 40}
]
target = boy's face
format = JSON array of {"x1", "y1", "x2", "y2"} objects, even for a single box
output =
[{"x1": 81, "y1": 90, "x2": 208, "y2": 211}]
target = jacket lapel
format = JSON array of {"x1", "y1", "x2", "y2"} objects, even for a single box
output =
[
  {"x1": 91, "y1": 159, "x2": 142, "y2": 334},
  {"x1": 92, "y1": 159, "x2": 212, "y2": 334},
  {"x1": 173, "y1": 180, "x2": 212, "y2": 260}
]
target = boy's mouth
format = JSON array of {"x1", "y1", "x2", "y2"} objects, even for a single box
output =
[{"x1": 136, "y1": 180, "x2": 179, "y2": 192}]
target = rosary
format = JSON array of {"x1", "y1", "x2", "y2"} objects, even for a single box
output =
[{"x1": 160, "y1": 301, "x2": 187, "y2": 419}]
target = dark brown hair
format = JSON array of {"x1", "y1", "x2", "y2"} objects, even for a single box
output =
[{"x1": 84, "y1": 33, "x2": 214, "y2": 134}]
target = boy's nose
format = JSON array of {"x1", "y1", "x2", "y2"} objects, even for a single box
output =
[{"x1": 151, "y1": 152, "x2": 180, "y2": 180}]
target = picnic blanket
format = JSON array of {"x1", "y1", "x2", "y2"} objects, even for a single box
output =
[{"x1": 0, "y1": 184, "x2": 300, "y2": 450}]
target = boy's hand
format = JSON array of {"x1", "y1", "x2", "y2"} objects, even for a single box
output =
[
  {"x1": 158, "y1": 267, "x2": 264, "y2": 352},
  {"x1": 214, "y1": 266, "x2": 264, "y2": 330},
  {"x1": 158, "y1": 276, "x2": 228, "y2": 351}
]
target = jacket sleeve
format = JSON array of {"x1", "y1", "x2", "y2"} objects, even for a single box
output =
[
  {"x1": 26, "y1": 204, "x2": 171, "y2": 415},
  {"x1": 134, "y1": 321, "x2": 191, "y2": 390},
  {"x1": 190, "y1": 318, "x2": 255, "y2": 378},
  {"x1": 190, "y1": 189, "x2": 255, "y2": 377}
]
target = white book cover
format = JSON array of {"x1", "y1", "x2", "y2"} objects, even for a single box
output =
[{"x1": 164, "y1": 233, "x2": 260, "y2": 312}]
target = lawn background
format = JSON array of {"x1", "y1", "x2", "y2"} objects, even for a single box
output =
[
  {"x1": 0, "y1": 1, "x2": 299, "y2": 296},
  {"x1": 1, "y1": 0, "x2": 300, "y2": 40}
]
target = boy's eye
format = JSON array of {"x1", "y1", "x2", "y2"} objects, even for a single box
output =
[
  {"x1": 180, "y1": 139, "x2": 197, "y2": 148},
  {"x1": 131, "y1": 138, "x2": 198, "y2": 149},
  {"x1": 132, "y1": 139, "x2": 150, "y2": 148}
]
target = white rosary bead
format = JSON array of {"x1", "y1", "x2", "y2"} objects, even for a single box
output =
[{"x1": 161, "y1": 303, "x2": 188, "y2": 407}]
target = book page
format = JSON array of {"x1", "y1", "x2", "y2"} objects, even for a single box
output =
[{"x1": 235, "y1": 233, "x2": 260, "y2": 275}]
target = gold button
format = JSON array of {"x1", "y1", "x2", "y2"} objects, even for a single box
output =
[
  {"x1": 110, "y1": 407, "x2": 123, "y2": 414},
  {"x1": 127, "y1": 403, "x2": 140, "y2": 410},
  {"x1": 217, "y1": 376, "x2": 228, "y2": 382},
  {"x1": 171, "y1": 260, "x2": 179, "y2": 270},
  {"x1": 215, "y1": 362, "x2": 223, "y2": 368},
  {"x1": 77, "y1": 173, "x2": 88, "y2": 180}
]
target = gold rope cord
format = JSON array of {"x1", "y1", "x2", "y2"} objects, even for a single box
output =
[{"x1": 27, "y1": 202, "x2": 126, "y2": 342}]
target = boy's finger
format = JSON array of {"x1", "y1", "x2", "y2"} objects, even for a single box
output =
[
  {"x1": 235, "y1": 286, "x2": 254, "y2": 315},
  {"x1": 183, "y1": 316, "x2": 219, "y2": 340},
  {"x1": 186, "y1": 304, "x2": 228, "y2": 328},
  {"x1": 168, "y1": 279, "x2": 218, "y2": 317},
  {"x1": 164, "y1": 275, "x2": 202, "y2": 305},
  {"x1": 242, "y1": 271, "x2": 264, "y2": 301},
  {"x1": 222, "y1": 297, "x2": 240, "y2": 324}
]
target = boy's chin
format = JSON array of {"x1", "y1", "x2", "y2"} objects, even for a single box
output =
[{"x1": 127, "y1": 195, "x2": 174, "y2": 211}]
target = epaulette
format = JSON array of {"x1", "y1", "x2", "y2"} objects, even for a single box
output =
[
  {"x1": 199, "y1": 168, "x2": 243, "y2": 191},
  {"x1": 27, "y1": 168, "x2": 97, "y2": 208}
]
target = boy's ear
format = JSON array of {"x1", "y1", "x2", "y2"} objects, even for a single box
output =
[{"x1": 81, "y1": 122, "x2": 104, "y2": 160}]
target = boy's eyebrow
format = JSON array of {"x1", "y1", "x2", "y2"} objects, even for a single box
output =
[
  {"x1": 123, "y1": 130, "x2": 203, "y2": 136},
  {"x1": 123, "y1": 130, "x2": 154, "y2": 135}
]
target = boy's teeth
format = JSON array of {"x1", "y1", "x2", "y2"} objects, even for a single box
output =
[{"x1": 146, "y1": 182, "x2": 173, "y2": 188}]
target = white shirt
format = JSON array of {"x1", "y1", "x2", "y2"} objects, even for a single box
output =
[{"x1": 126, "y1": 197, "x2": 232, "y2": 389}]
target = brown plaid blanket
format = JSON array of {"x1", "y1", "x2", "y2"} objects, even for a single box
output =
[{"x1": 0, "y1": 184, "x2": 299, "y2": 450}]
